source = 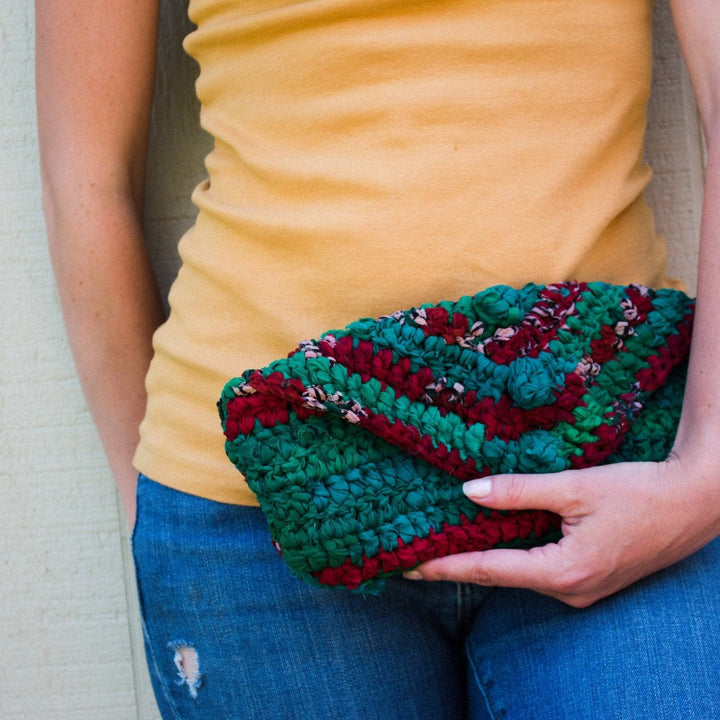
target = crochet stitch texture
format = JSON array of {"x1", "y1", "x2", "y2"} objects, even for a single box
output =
[{"x1": 219, "y1": 283, "x2": 694, "y2": 592}]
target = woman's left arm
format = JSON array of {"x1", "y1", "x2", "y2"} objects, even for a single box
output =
[{"x1": 407, "y1": 0, "x2": 720, "y2": 607}]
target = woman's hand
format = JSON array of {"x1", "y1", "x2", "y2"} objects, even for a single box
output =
[{"x1": 407, "y1": 450, "x2": 720, "y2": 607}]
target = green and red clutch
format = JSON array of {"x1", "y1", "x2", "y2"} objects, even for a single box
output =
[{"x1": 218, "y1": 282, "x2": 693, "y2": 592}]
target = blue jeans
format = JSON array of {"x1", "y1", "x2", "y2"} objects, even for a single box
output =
[{"x1": 132, "y1": 474, "x2": 720, "y2": 719}]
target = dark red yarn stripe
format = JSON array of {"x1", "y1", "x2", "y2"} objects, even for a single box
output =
[
  {"x1": 406, "y1": 284, "x2": 587, "y2": 362},
  {"x1": 224, "y1": 383, "x2": 487, "y2": 479},
  {"x1": 417, "y1": 308, "x2": 470, "y2": 343},
  {"x1": 223, "y1": 373, "x2": 319, "y2": 440},
  {"x1": 411, "y1": 284, "x2": 657, "y2": 366},
  {"x1": 310, "y1": 509, "x2": 561, "y2": 590},
  {"x1": 318, "y1": 334, "x2": 584, "y2": 441},
  {"x1": 348, "y1": 314, "x2": 691, "y2": 479},
  {"x1": 635, "y1": 314, "x2": 693, "y2": 391},
  {"x1": 224, "y1": 378, "x2": 565, "y2": 481},
  {"x1": 480, "y1": 283, "x2": 586, "y2": 363},
  {"x1": 224, "y1": 312, "x2": 692, "y2": 478},
  {"x1": 321, "y1": 282, "x2": 587, "y2": 388},
  {"x1": 625, "y1": 285, "x2": 654, "y2": 319},
  {"x1": 222, "y1": 362, "x2": 582, "y2": 446},
  {"x1": 568, "y1": 311, "x2": 693, "y2": 469},
  {"x1": 303, "y1": 284, "x2": 660, "y2": 441},
  {"x1": 357, "y1": 409, "x2": 486, "y2": 481}
]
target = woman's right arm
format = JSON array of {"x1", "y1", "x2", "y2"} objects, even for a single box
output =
[{"x1": 36, "y1": 0, "x2": 163, "y2": 527}]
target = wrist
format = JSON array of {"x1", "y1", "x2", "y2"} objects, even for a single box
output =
[{"x1": 666, "y1": 432, "x2": 720, "y2": 536}]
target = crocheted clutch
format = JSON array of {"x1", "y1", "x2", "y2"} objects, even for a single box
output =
[{"x1": 219, "y1": 283, "x2": 693, "y2": 592}]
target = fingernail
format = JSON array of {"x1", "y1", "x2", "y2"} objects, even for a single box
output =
[
  {"x1": 403, "y1": 570, "x2": 423, "y2": 581},
  {"x1": 463, "y1": 478, "x2": 492, "y2": 498}
]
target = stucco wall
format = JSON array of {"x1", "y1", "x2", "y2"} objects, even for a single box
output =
[{"x1": 0, "y1": 1, "x2": 704, "y2": 717}]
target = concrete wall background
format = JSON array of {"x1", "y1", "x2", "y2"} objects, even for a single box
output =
[{"x1": 0, "y1": 1, "x2": 704, "y2": 717}]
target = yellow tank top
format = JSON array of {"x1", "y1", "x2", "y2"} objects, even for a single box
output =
[{"x1": 134, "y1": 0, "x2": 681, "y2": 505}]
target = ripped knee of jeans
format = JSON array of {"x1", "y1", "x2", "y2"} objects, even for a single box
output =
[{"x1": 169, "y1": 642, "x2": 202, "y2": 699}]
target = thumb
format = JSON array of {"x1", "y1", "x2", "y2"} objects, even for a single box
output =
[{"x1": 463, "y1": 470, "x2": 583, "y2": 515}]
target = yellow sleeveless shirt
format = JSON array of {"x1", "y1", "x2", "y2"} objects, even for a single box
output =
[{"x1": 135, "y1": 0, "x2": 681, "y2": 505}]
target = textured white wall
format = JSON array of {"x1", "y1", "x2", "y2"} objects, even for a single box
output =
[
  {"x1": 0, "y1": 1, "x2": 704, "y2": 718},
  {"x1": 645, "y1": 1, "x2": 705, "y2": 292}
]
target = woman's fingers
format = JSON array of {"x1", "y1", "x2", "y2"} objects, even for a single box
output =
[
  {"x1": 407, "y1": 543, "x2": 560, "y2": 589},
  {"x1": 406, "y1": 463, "x2": 670, "y2": 606},
  {"x1": 462, "y1": 469, "x2": 589, "y2": 516}
]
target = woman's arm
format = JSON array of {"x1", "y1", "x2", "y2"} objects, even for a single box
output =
[
  {"x1": 407, "y1": 0, "x2": 720, "y2": 606},
  {"x1": 669, "y1": 0, "x2": 720, "y2": 453},
  {"x1": 36, "y1": 0, "x2": 163, "y2": 527}
]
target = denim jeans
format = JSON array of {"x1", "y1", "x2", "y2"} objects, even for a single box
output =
[{"x1": 132, "y1": 474, "x2": 720, "y2": 719}]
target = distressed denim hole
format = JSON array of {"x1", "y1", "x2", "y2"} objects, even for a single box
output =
[{"x1": 170, "y1": 643, "x2": 202, "y2": 699}]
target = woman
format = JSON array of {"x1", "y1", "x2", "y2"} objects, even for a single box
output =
[{"x1": 36, "y1": 1, "x2": 720, "y2": 717}]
